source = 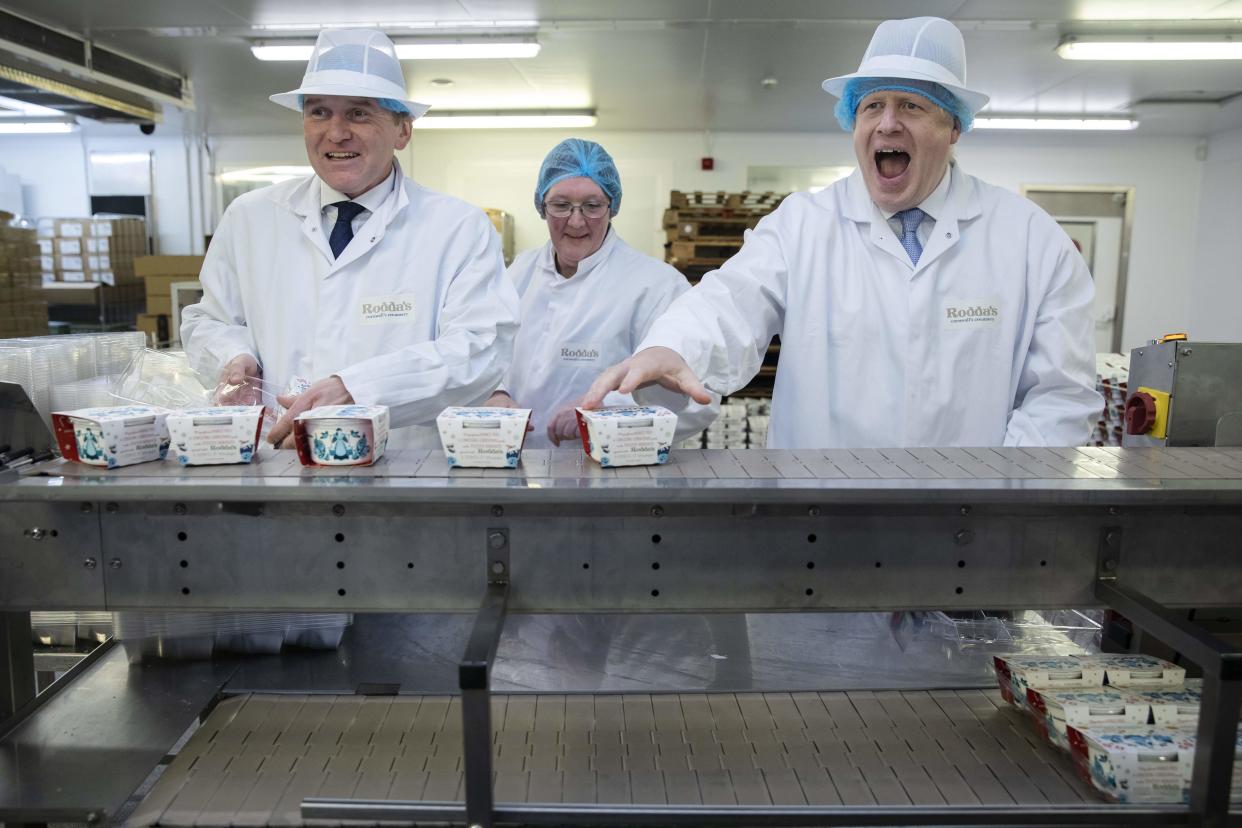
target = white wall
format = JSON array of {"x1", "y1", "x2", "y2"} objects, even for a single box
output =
[
  {"x1": 0, "y1": 116, "x2": 198, "y2": 255},
  {"x1": 1189, "y1": 125, "x2": 1242, "y2": 343}
]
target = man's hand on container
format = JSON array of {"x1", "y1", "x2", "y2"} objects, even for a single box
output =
[
  {"x1": 581, "y1": 346, "x2": 711, "y2": 409},
  {"x1": 268, "y1": 375, "x2": 354, "y2": 448}
]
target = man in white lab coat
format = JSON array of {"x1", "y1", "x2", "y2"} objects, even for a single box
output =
[
  {"x1": 584, "y1": 17, "x2": 1103, "y2": 448},
  {"x1": 486, "y1": 138, "x2": 717, "y2": 448},
  {"x1": 182, "y1": 29, "x2": 519, "y2": 448}
]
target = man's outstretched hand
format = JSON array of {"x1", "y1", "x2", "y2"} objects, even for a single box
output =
[{"x1": 580, "y1": 347, "x2": 711, "y2": 409}]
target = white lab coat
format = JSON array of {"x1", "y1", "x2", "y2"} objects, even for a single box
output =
[
  {"x1": 638, "y1": 165, "x2": 1103, "y2": 448},
  {"x1": 504, "y1": 230, "x2": 718, "y2": 448},
  {"x1": 181, "y1": 161, "x2": 520, "y2": 449}
]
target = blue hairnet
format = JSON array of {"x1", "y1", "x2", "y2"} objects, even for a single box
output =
[
  {"x1": 297, "y1": 96, "x2": 411, "y2": 116},
  {"x1": 834, "y1": 77, "x2": 973, "y2": 132},
  {"x1": 534, "y1": 138, "x2": 622, "y2": 217}
]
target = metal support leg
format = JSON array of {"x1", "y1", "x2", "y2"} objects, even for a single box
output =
[
  {"x1": 1, "y1": 611, "x2": 35, "y2": 723},
  {"x1": 304, "y1": 528, "x2": 511, "y2": 827},
  {"x1": 1191, "y1": 670, "x2": 1242, "y2": 828},
  {"x1": 460, "y1": 581, "x2": 509, "y2": 828},
  {"x1": 1096, "y1": 580, "x2": 1242, "y2": 828}
]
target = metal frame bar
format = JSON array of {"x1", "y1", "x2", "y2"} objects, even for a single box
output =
[
  {"x1": 300, "y1": 799, "x2": 1198, "y2": 826},
  {"x1": 0, "y1": 638, "x2": 114, "y2": 741},
  {"x1": 1096, "y1": 579, "x2": 1242, "y2": 828},
  {"x1": 1, "y1": 611, "x2": 34, "y2": 723}
]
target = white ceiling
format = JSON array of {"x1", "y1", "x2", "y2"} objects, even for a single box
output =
[{"x1": 6, "y1": 0, "x2": 1242, "y2": 136}]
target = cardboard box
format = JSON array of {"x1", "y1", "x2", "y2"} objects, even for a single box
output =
[
  {"x1": 59, "y1": 270, "x2": 87, "y2": 283},
  {"x1": 89, "y1": 271, "x2": 116, "y2": 286},
  {"x1": 134, "y1": 255, "x2": 205, "y2": 279},
  {"x1": 86, "y1": 237, "x2": 109, "y2": 254},
  {"x1": 55, "y1": 218, "x2": 85, "y2": 238},
  {"x1": 147, "y1": 296, "x2": 172, "y2": 315},
  {"x1": 136, "y1": 312, "x2": 170, "y2": 346},
  {"x1": 56, "y1": 254, "x2": 84, "y2": 271},
  {"x1": 575, "y1": 405, "x2": 678, "y2": 467},
  {"x1": 166, "y1": 406, "x2": 266, "y2": 465},
  {"x1": 436, "y1": 406, "x2": 531, "y2": 468},
  {"x1": 87, "y1": 255, "x2": 111, "y2": 271},
  {"x1": 56, "y1": 238, "x2": 82, "y2": 255},
  {"x1": 90, "y1": 217, "x2": 144, "y2": 238},
  {"x1": 52, "y1": 405, "x2": 171, "y2": 468},
  {"x1": 37, "y1": 239, "x2": 53, "y2": 255},
  {"x1": 294, "y1": 405, "x2": 389, "y2": 467}
]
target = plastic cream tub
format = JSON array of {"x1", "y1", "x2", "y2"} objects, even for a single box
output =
[
  {"x1": 436, "y1": 406, "x2": 531, "y2": 468},
  {"x1": 575, "y1": 405, "x2": 678, "y2": 467},
  {"x1": 166, "y1": 406, "x2": 265, "y2": 465},
  {"x1": 294, "y1": 405, "x2": 389, "y2": 467},
  {"x1": 53, "y1": 405, "x2": 171, "y2": 468}
]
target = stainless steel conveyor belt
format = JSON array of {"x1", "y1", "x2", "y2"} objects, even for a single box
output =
[{"x1": 1, "y1": 446, "x2": 1241, "y2": 827}]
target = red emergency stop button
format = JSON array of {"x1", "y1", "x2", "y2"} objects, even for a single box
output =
[{"x1": 1125, "y1": 392, "x2": 1158, "y2": 435}]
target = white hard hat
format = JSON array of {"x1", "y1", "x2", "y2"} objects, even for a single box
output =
[
  {"x1": 269, "y1": 29, "x2": 430, "y2": 118},
  {"x1": 822, "y1": 17, "x2": 989, "y2": 115}
]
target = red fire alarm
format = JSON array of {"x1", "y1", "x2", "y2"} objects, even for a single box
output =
[{"x1": 701, "y1": 157, "x2": 714, "y2": 170}]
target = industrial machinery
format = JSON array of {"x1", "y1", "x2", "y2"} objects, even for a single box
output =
[
  {"x1": 1124, "y1": 336, "x2": 1242, "y2": 447},
  {"x1": 2, "y1": 446, "x2": 1242, "y2": 827}
]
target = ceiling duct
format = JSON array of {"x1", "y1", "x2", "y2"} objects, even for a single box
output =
[{"x1": 0, "y1": 8, "x2": 192, "y2": 124}]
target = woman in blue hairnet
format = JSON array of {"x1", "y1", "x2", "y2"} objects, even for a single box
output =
[{"x1": 485, "y1": 138, "x2": 717, "y2": 447}]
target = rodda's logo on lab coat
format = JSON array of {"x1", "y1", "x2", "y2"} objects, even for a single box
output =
[
  {"x1": 559, "y1": 343, "x2": 601, "y2": 363},
  {"x1": 942, "y1": 299, "x2": 1000, "y2": 331},
  {"x1": 358, "y1": 294, "x2": 415, "y2": 326}
]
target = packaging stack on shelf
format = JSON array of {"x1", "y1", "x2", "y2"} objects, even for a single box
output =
[
  {"x1": 134, "y1": 255, "x2": 204, "y2": 347},
  {"x1": 0, "y1": 218, "x2": 48, "y2": 337},
  {"x1": 1095, "y1": 352, "x2": 1130, "y2": 447},
  {"x1": 663, "y1": 190, "x2": 786, "y2": 397},
  {"x1": 679, "y1": 395, "x2": 773, "y2": 449},
  {"x1": 705, "y1": 400, "x2": 749, "y2": 449},
  {"x1": 484, "y1": 207, "x2": 515, "y2": 265},
  {"x1": 36, "y1": 216, "x2": 145, "y2": 286}
]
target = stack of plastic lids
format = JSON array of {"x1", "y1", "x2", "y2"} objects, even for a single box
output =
[
  {"x1": 110, "y1": 347, "x2": 212, "y2": 409},
  {"x1": 112, "y1": 611, "x2": 353, "y2": 662},
  {"x1": 0, "y1": 332, "x2": 145, "y2": 428},
  {"x1": 51, "y1": 374, "x2": 116, "y2": 411}
]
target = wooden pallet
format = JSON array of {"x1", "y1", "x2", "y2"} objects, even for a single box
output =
[
  {"x1": 667, "y1": 239, "x2": 743, "y2": 265},
  {"x1": 665, "y1": 218, "x2": 761, "y2": 242},
  {"x1": 670, "y1": 190, "x2": 787, "y2": 210}
]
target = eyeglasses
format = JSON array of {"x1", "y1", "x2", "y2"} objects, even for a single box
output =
[{"x1": 543, "y1": 199, "x2": 610, "y2": 219}]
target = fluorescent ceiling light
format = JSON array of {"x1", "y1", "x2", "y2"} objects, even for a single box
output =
[
  {"x1": 1057, "y1": 36, "x2": 1242, "y2": 60},
  {"x1": 0, "y1": 94, "x2": 62, "y2": 117},
  {"x1": 0, "y1": 120, "x2": 75, "y2": 134},
  {"x1": 251, "y1": 20, "x2": 537, "y2": 32},
  {"x1": 90, "y1": 152, "x2": 151, "y2": 165},
  {"x1": 414, "y1": 109, "x2": 597, "y2": 129},
  {"x1": 251, "y1": 39, "x2": 539, "y2": 61},
  {"x1": 974, "y1": 116, "x2": 1138, "y2": 131}
]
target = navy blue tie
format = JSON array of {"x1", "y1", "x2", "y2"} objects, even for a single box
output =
[{"x1": 328, "y1": 201, "x2": 366, "y2": 259}]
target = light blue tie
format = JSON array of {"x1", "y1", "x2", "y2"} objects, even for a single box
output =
[{"x1": 896, "y1": 208, "x2": 925, "y2": 265}]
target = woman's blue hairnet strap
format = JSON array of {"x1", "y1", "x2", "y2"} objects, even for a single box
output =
[
  {"x1": 296, "y1": 95, "x2": 410, "y2": 116},
  {"x1": 834, "y1": 78, "x2": 972, "y2": 132}
]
